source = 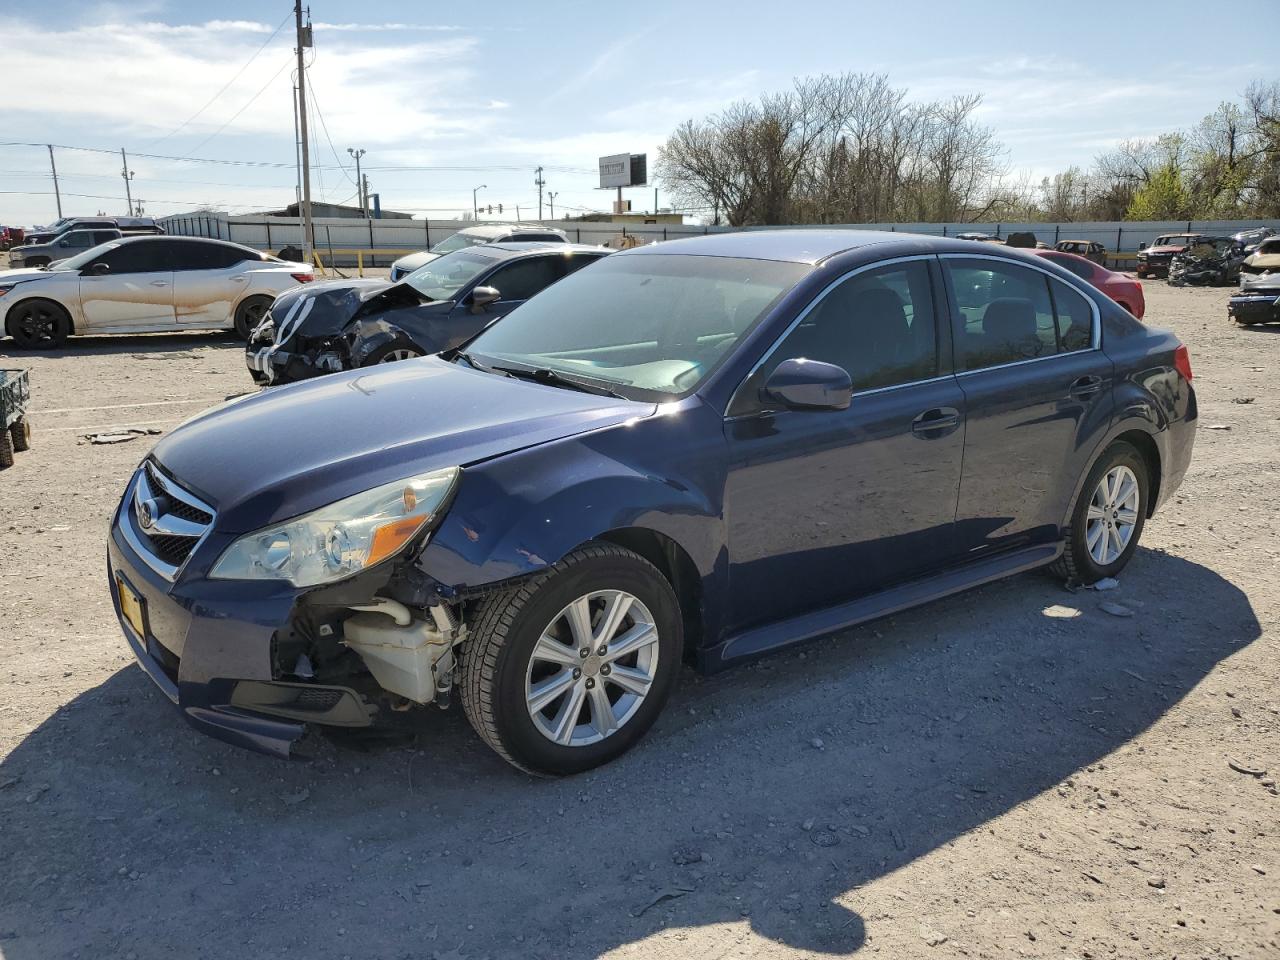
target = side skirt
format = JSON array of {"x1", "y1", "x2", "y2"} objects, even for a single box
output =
[{"x1": 701, "y1": 542, "x2": 1062, "y2": 673}]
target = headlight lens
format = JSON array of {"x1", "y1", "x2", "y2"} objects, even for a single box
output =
[{"x1": 209, "y1": 466, "x2": 458, "y2": 586}]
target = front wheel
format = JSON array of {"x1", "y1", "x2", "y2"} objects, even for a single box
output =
[
  {"x1": 460, "y1": 543, "x2": 683, "y2": 776},
  {"x1": 6, "y1": 299, "x2": 71, "y2": 349},
  {"x1": 362, "y1": 340, "x2": 424, "y2": 366},
  {"x1": 1052, "y1": 441, "x2": 1149, "y2": 583}
]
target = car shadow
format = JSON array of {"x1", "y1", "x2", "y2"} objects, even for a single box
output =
[
  {"x1": 0, "y1": 331, "x2": 243, "y2": 359},
  {"x1": 0, "y1": 550, "x2": 1258, "y2": 959}
]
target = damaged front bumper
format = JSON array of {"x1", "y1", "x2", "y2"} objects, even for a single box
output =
[
  {"x1": 108, "y1": 493, "x2": 461, "y2": 759},
  {"x1": 245, "y1": 320, "x2": 349, "y2": 387},
  {"x1": 1228, "y1": 290, "x2": 1280, "y2": 324}
]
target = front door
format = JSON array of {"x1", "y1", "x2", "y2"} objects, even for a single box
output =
[
  {"x1": 723, "y1": 257, "x2": 966, "y2": 635},
  {"x1": 940, "y1": 255, "x2": 1114, "y2": 557},
  {"x1": 78, "y1": 239, "x2": 175, "y2": 331}
]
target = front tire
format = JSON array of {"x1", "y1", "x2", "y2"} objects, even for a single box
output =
[
  {"x1": 362, "y1": 340, "x2": 424, "y2": 366},
  {"x1": 6, "y1": 299, "x2": 71, "y2": 349},
  {"x1": 1052, "y1": 441, "x2": 1149, "y2": 583},
  {"x1": 460, "y1": 543, "x2": 682, "y2": 776},
  {"x1": 10, "y1": 417, "x2": 31, "y2": 452}
]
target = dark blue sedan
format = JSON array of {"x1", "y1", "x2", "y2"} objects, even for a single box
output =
[{"x1": 107, "y1": 230, "x2": 1197, "y2": 775}]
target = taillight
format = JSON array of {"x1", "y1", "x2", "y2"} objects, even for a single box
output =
[
  {"x1": 291, "y1": 272, "x2": 315, "y2": 283},
  {"x1": 1174, "y1": 344, "x2": 1193, "y2": 381}
]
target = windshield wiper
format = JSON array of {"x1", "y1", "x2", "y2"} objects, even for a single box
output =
[{"x1": 488, "y1": 363, "x2": 627, "y2": 399}]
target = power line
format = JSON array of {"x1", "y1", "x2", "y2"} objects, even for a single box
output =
[
  {"x1": 182, "y1": 56, "x2": 295, "y2": 158},
  {"x1": 148, "y1": 9, "x2": 293, "y2": 146},
  {"x1": 306, "y1": 73, "x2": 358, "y2": 188}
]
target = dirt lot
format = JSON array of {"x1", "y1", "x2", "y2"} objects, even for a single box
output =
[{"x1": 0, "y1": 281, "x2": 1277, "y2": 960}]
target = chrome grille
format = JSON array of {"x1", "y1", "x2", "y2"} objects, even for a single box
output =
[{"x1": 123, "y1": 461, "x2": 216, "y2": 579}]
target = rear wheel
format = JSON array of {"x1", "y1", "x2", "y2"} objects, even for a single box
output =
[
  {"x1": 0, "y1": 432, "x2": 13, "y2": 469},
  {"x1": 460, "y1": 543, "x2": 682, "y2": 776},
  {"x1": 10, "y1": 417, "x2": 31, "y2": 452},
  {"x1": 6, "y1": 299, "x2": 71, "y2": 349},
  {"x1": 1052, "y1": 441, "x2": 1149, "y2": 583},
  {"x1": 233, "y1": 296, "x2": 273, "y2": 340}
]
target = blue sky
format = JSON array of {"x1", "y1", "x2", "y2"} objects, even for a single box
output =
[{"x1": 1, "y1": 0, "x2": 1269, "y2": 227}]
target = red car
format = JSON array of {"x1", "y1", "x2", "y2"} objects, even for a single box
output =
[{"x1": 1032, "y1": 249, "x2": 1145, "y2": 319}]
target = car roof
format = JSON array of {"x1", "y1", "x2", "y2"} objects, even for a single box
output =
[
  {"x1": 614, "y1": 228, "x2": 1053, "y2": 265},
  {"x1": 470, "y1": 241, "x2": 608, "y2": 258},
  {"x1": 459, "y1": 223, "x2": 567, "y2": 238}
]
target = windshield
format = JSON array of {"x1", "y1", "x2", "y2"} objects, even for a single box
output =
[
  {"x1": 430, "y1": 231, "x2": 491, "y2": 255},
  {"x1": 404, "y1": 248, "x2": 500, "y2": 300},
  {"x1": 465, "y1": 253, "x2": 807, "y2": 399},
  {"x1": 50, "y1": 239, "x2": 123, "y2": 271}
]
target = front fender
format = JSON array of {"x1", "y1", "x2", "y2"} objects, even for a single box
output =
[
  {"x1": 416, "y1": 400, "x2": 731, "y2": 643},
  {"x1": 348, "y1": 317, "x2": 415, "y2": 366}
]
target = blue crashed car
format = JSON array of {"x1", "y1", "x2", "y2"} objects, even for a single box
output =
[{"x1": 108, "y1": 230, "x2": 1197, "y2": 775}]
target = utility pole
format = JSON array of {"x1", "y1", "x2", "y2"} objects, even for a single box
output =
[
  {"x1": 347, "y1": 147, "x2": 366, "y2": 215},
  {"x1": 362, "y1": 174, "x2": 370, "y2": 216},
  {"x1": 294, "y1": 1, "x2": 315, "y2": 261},
  {"x1": 121, "y1": 148, "x2": 134, "y2": 215},
  {"x1": 654, "y1": 187, "x2": 658, "y2": 214},
  {"x1": 547, "y1": 191, "x2": 558, "y2": 219},
  {"x1": 534, "y1": 166, "x2": 545, "y2": 220},
  {"x1": 47, "y1": 144, "x2": 62, "y2": 219}
]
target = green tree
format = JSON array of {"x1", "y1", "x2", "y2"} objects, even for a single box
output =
[{"x1": 1125, "y1": 163, "x2": 1189, "y2": 220}]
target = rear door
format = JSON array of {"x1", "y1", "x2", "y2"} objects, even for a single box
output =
[
  {"x1": 170, "y1": 240, "x2": 252, "y2": 328},
  {"x1": 78, "y1": 240, "x2": 175, "y2": 331},
  {"x1": 941, "y1": 254, "x2": 1113, "y2": 557}
]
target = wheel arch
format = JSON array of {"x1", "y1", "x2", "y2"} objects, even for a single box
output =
[
  {"x1": 596, "y1": 527, "x2": 703, "y2": 663},
  {"x1": 5, "y1": 294, "x2": 76, "y2": 337}
]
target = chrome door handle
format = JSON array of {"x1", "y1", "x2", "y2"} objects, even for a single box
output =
[
  {"x1": 1069, "y1": 375, "x2": 1104, "y2": 399},
  {"x1": 150, "y1": 280, "x2": 169, "y2": 287},
  {"x1": 911, "y1": 407, "x2": 961, "y2": 437}
]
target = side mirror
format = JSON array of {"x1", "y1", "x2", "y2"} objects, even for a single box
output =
[
  {"x1": 57, "y1": 239, "x2": 70, "y2": 247},
  {"x1": 762, "y1": 358, "x2": 852, "y2": 411},
  {"x1": 1138, "y1": 242, "x2": 1148, "y2": 250},
  {"x1": 85, "y1": 262, "x2": 110, "y2": 276},
  {"x1": 469, "y1": 285, "x2": 501, "y2": 313}
]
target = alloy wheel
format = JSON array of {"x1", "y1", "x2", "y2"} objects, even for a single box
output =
[
  {"x1": 14, "y1": 304, "x2": 55, "y2": 343},
  {"x1": 1085, "y1": 465, "x2": 1140, "y2": 565},
  {"x1": 524, "y1": 590, "x2": 659, "y2": 747},
  {"x1": 379, "y1": 348, "x2": 421, "y2": 363}
]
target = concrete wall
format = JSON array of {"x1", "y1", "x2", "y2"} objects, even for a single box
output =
[{"x1": 160, "y1": 212, "x2": 1278, "y2": 267}]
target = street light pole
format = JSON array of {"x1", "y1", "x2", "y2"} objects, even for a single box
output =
[
  {"x1": 547, "y1": 191, "x2": 558, "y2": 219},
  {"x1": 473, "y1": 184, "x2": 487, "y2": 221},
  {"x1": 294, "y1": 0, "x2": 315, "y2": 261},
  {"x1": 347, "y1": 147, "x2": 366, "y2": 215},
  {"x1": 121, "y1": 148, "x2": 134, "y2": 215}
]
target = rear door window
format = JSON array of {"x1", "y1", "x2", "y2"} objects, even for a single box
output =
[
  {"x1": 168, "y1": 241, "x2": 249, "y2": 271},
  {"x1": 945, "y1": 259, "x2": 1058, "y2": 370},
  {"x1": 1049, "y1": 278, "x2": 1094, "y2": 352}
]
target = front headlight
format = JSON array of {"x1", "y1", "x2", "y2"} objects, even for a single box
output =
[{"x1": 209, "y1": 466, "x2": 458, "y2": 586}]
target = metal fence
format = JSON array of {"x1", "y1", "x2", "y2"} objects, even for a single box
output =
[{"x1": 161, "y1": 212, "x2": 1278, "y2": 268}]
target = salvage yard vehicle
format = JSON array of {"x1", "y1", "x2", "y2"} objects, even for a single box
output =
[
  {"x1": 1232, "y1": 226, "x2": 1275, "y2": 254},
  {"x1": 1031, "y1": 249, "x2": 1145, "y2": 318},
  {"x1": 1229, "y1": 237, "x2": 1280, "y2": 325},
  {"x1": 246, "y1": 243, "x2": 609, "y2": 385},
  {"x1": 389, "y1": 224, "x2": 570, "y2": 281},
  {"x1": 0, "y1": 368, "x2": 32, "y2": 469},
  {"x1": 1135, "y1": 233, "x2": 1211, "y2": 279},
  {"x1": 1, "y1": 236, "x2": 313, "y2": 349},
  {"x1": 8, "y1": 228, "x2": 124, "y2": 269},
  {"x1": 1168, "y1": 237, "x2": 1245, "y2": 286},
  {"x1": 107, "y1": 230, "x2": 1197, "y2": 775},
  {"x1": 1054, "y1": 240, "x2": 1106, "y2": 265}
]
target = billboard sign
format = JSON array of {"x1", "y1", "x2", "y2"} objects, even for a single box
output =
[{"x1": 599, "y1": 153, "x2": 647, "y2": 189}]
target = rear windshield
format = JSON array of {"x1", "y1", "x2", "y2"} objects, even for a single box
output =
[{"x1": 404, "y1": 248, "x2": 500, "y2": 300}]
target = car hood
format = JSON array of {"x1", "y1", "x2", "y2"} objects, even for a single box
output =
[
  {"x1": 1143, "y1": 245, "x2": 1185, "y2": 256},
  {"x1": 0, "y1": 267, "x2": 55, "y2": 282},
  {"x1": 392, "y1": 250, "x2": 440, "y2": 273},
  {"x1": 268, "y1": 277, "x2": 437, "y2": 339},
  {"x1": 1239, "y1": 271, "x2": 1280, "y2": 294},
  {"x1": 153, "y1": 356, "x2": 655, "y2": 532}
]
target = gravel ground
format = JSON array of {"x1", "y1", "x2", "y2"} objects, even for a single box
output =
[{"x1": 0, "y1": 281, "x2": 1277, "y2": 960}]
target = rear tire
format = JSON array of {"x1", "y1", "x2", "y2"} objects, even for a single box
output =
[
  {"x1": 233, "y1": 296, "x2": 274, "y2": 341},
  {"x1": 6, "y1": 299, "x2": 71, "y2": 349},
  {"x1": 460, "y1": 543, "x2": 682, "y2": 776},
  {"x1": 1051, "y1": 441, "x2": 1149, "y2": 584},
  {"x1": 0, "y1": 432, "x2": 13, "y2": 469},
  {"x1": 10, "y1": 418, "x2": 31, "y2": 452}
]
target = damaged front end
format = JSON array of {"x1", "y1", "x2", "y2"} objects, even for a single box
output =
[
  {"x1": 1168, "y1": 242, "x2": 1243, "y2": 286},
  {"x1": 1229, "y1": 268, "x2": 1280, "y2": 325},
  {"x1": 244, "y1": 279, "x2": 437, "y2": 386}
]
